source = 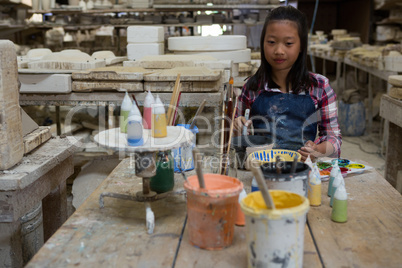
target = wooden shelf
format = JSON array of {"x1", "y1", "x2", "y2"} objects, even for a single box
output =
[{"x1": 28, "y1": 4, "x2": 279, "y2": 15}]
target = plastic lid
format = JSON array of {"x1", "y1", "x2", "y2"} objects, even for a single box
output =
[
  {"x1": 121, "y1": 91, "x2": 133, "y2": 111},
  {"x1": 153, "y1": 95, "x2": 165, "y2": 114},
  {"x1": 144, "y1": 90, "x2": 155, "y2": 107}
]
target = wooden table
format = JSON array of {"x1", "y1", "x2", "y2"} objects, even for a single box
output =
[
  {"x1": 26, "y1": 158, "x2": 402, "y2": 267},
  {"x1": 0, "y1": 137, "x2": 78, "y2": 267}
]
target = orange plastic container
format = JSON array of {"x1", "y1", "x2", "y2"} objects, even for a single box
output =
[{"x1": 184, "y1": 174, "x2": 243, "y2": 250}]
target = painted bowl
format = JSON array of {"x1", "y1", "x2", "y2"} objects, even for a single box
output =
[{"x1": 248, "y1": 149, "x2": 301, "y2": 165}]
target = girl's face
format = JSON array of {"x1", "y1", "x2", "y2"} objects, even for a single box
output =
[{"x1": 263, "y1": 20, "x2": 301, "y2": 75}]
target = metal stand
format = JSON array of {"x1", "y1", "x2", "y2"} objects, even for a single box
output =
[{"x1": 94, "y1": 127, "x2": 193, "y2": 234}]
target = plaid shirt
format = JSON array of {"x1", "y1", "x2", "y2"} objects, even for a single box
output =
[{"x1": 236, "y1": 72, "x2": 342, "y2": 157}]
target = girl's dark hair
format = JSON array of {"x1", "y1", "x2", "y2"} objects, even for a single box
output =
[{"x1": 246, "y1": 5, "x2": 317, "y2": 94}]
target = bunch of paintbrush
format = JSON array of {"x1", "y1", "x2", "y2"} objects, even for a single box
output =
[{"x1": 167, "y1": 74, "x2": 182, "y2": 126}]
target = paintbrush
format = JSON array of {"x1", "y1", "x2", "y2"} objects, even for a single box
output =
[
  {"x1": 291, "y1": 154, "x2": 299, "y2": 174},
  {"x1": 250, "y1": 159, "x2": 276, "y2": 210},
  {"x1": 192, "y1": 147, "x2": 205, "y2": 189},
  {"x1": 189, "y1": 99, "x2": 206, "y2": 130},
  {"x1": 276, "y1": 156, "x2": 282, "y2": 174},
  {"x1": 219, "y1": 87, "x2": 227, "y2": 174},
  {"x1": 223, "y1": 87, "x2": 242, "y2": 175}
]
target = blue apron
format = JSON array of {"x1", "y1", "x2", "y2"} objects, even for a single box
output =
[{"x1": 250, "y1": 91, "x2": 318, "y2": 152}]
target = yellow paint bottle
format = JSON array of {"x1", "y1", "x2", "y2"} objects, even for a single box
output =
[
  {"x1": 308, "y1": 163, "x2": 322, "y2": 206},
  {"x1": 152, "y1": 95, "x2": 167, "y2": 138}
]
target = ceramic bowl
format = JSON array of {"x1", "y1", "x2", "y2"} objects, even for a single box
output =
[{"x1": 247, "y1": 149, "x2": 301, "y2": 165}]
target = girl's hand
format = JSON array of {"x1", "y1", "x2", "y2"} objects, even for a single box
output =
[
  {"x1": 298, "y1": 140, "x2": 320, "y2": 162},
  {"x1": 234, "y1": 116, "x2": 252, "y2": 136}
]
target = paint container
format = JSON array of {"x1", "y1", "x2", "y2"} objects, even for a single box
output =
[
  {"x1": 236, "y1": 188, "x2": 247, "y2": 226},
  {"x1": 152, "y1": 95, "x2": 167, "y2": 138},
  {"x1": 260, "y1": 162, "x2": 310, "y2": 197},
  {"x1": 330, "y1": 172, "x2": 344, "y2": 207},
  {"x1": 231, "y1": 135, "x2": 272, "y2": 169},
  {"x1": 172, "y1": 124, "x2": 199, "y2": 172},
  {"x1": 184, "y1": 174, "x2": 243, "y2": 250},
  {"x1": 150, "y1": 151, "x2": 174, "y2": 193},
  {"x1": 143, "y1": 90, "x2": 154, "y2": 129},
  {"x1": 120, "y1": 91, "x2": 133, "y2": 133},
  {"x1": 241, "y1": 190, "x2": 310, "y2": 268},
  {"x1": 308, "y1": 163, "x2": 322, "y2": 206},
  {"x1": 331, "y1": 182, "x2": 348, "y2": 223},
  {"x1": 127, "y1": 102, "x2": 144, "y2": 146},
  {"x1": 328, "y1": 160, "x2": 340, "y2": 197}
]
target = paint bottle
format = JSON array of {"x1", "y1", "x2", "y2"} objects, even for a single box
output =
[
  {"x1": 150, "y1": 151, "x2": 174, "y2": 193},
  {"x1": 308, "y1": 163, "x2": 321, "y2": 206},
  {"x1": 251, "y1": 177, "x2": 259, "y2": 192},
  {"x1": 328, "y1": 160, "x2": 340, "y2": 197},
  {"x1": 120, "y1": 91, "x2": 133, "y2": 133},
  {"x1": 143, "y1": 90, "x2": 154, "y2": 130},
  {"x1": 331, "y1": 181, "x2": 347, "y2": 223},
  {"x1": 330, "y1": 173, "x2": 344, "y2": 207},
  {"x1": 127, "y1": 102, "x2": 144, "y2": 146},
  {"x1": 152, "y1": 95, "x2": 167, "y2": 138}
]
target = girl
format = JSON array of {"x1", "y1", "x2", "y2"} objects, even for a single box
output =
[{"x1": 234, "y1": 6, "x2": 341, "y2": 162}]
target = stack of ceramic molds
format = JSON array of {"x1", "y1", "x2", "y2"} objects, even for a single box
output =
[
  {"x1": 127, "y1": 0, "x2": 152, "y2": 8},
  {"x1": 71, "y1": 66, "x2": 153, "y2": 92},
  {"x1": 126, "y1": 26, "x2": 165, "y2": 61},
  {"x1": 382, "y1": 44, "x2": 402, "y2": 72},
  {"x1": 0, "y1": 40, "x2": 23, "y2": 170},
  {"x1": 345, "y1": 45, "x2": 384, "y2": 70},
  {"x1": 309, "y1": 44, "x2": 333, "y2": 57},
  {"x1": 388, "y1": 75, "x2": 402, "y2": 100},
  {"x1": 123, "y1": 54, "x2": 232, "y2": 84},
  {"x1": 17, "y1": 48, "x2": 52, "y2": 68},
  {"x1": 19, "y1": 50, "x2": 108, "y2": 94},
  {"x1": 168, "y1": 35, "x2": 250, "y2": 78},
  {"x1": 143, "y1": 66, "x2": 223, "y2": 93}
]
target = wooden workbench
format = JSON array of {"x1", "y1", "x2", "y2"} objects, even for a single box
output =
[
  {"x1": 0, "y1": 136, "x2": 78, "y2": 267},
  {"x1": 380, "y1": 94, "x2": 402, "y2": 193},
  {"x1": 26, "y1": 158, "x2": 402, "y2": 267}
]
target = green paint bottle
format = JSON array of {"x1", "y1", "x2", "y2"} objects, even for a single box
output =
[
  {"x1": 328, "y1": 160, "x2": 340, "y2": 197},
  {"x1": 150, "y1": 151, "x2": 174, "y2": 193},
  {"x1": 120, "y1": 91, "x2": 133, "y2": 133},
  {"x1": 331, "y1": 181, "x2": 347, "y2": 223}
]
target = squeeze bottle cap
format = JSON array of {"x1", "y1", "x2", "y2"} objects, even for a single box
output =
[
  {"x1": 333, "y1": 172, "x2": 343, "y2": 188},
  {"x1": 310, "y1": 163, "x2": 321, "y2": 185},
  {"x1": 121, "y1": 91, "x2": 133, "y2": 111},
  {"x1": 128, "y1": 102, "x2": 142, "y2": 122},
  {"x1": 153, "y1": 95, "x2": 165, "y2": 114},
  {"x1": 144, "y1": 90, "x2": 155, "y2": 107},
  {"x1": 334, "y1": 181, "x2": 347, "y2": 200},
  {"x1": 305, "y1": 155, "x2": 313, "y2": 170}
]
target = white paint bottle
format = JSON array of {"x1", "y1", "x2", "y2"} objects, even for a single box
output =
[{"x1": 127, "y1": 102, "x2": 144, "y2": 146}]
